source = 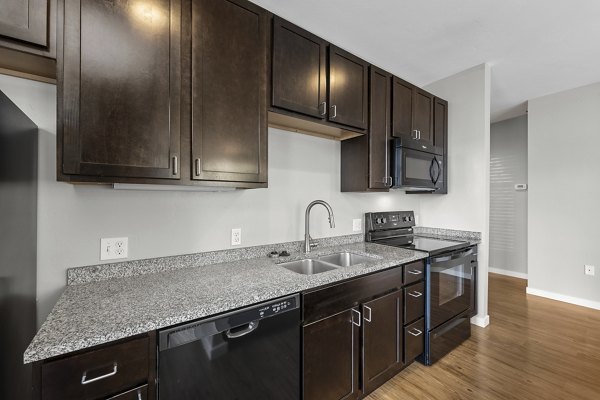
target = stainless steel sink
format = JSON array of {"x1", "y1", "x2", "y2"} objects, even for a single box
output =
[
  {"x1": 279, "y1": 259, "x2": 338, "y2": 275},
  {"x1": 318, "y1": 252, "x2": 375, "y2": 267}
]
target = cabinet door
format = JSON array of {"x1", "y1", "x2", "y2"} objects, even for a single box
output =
[
  {"x1": 328, "y1": 45, "x2": 368, "y2": 130},
  {"x1": 413, "y1": 88, "x2": 434, "y2": 146},
  {"x1": 60, "y1": 0, "x2": 182, "y2": 180},
  {"x1": 303, "y1": 308, "x2": 360, "y2": 400},
  {"x1": 433, "y1": 97, "x2": 448, "y2": 193},
  {"x1": 362, "y1": 291, "x2": 402, "y2": 395},
  {"x1": 272, "y1": 17, "x2": 326, "y2": 119},
  {"x1": 391, "y1": 76, "x2": 413, "y2": 139},
  {"x1": 0, "y1": 0, "x2": 48, "y2": 46},
  {"x1": 368, "y1": 66, "x2": 391, "y2": 190},
  {"x1": 191, "y1": 0, "x2": 268, "y2": 183}
]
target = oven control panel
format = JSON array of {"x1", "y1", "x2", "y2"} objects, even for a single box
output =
[{"x1": 365, "y1": 211, "x2": 415, "y2": 231}]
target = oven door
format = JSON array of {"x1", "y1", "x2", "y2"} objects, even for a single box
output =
[
  {"x1": 428, "y1": 247, "x2": 476, "y2": 329},
  {"x1": 391, "y1": 143, "x2": 443, "y2": 191}
]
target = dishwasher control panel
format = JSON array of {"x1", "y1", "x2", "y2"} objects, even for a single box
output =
[{"x1": 259, "y1": 297, "x2": 298, "y2": 318}]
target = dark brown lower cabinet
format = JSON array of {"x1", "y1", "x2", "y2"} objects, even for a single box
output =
[
  {"x1": 362, "y1": 290, "x2": 402, "y2": 395},
  {"x1": 302, "y1": 261, "x2": 426, "y2": 399},
  {"x1": 303, "y1": 308, "x2": 360, "y2": 400},
  {"x1": 35, "y1": 333, "x2": 156, "y2": 400}
]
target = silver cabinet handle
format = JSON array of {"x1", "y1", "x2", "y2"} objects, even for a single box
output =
[
  {"x1": 331, "y1": 104, "x2": 337, "y2": 119},
  {"x1": 81, "y1": 363, "x2": 117, "y2": 385},
  {"x1": 138, "y1": 390, "x2": 143, "y2": 400},
  {"x1": 408, "y1": 291, "x2": 423, "y2": 298},
  {"x1": 387, "y1": 177, "x2": 393, "y2": 186},
  {"x1": 319, "y1": 101, "x2": 327, "y2": 116},
  {"x1": 418, "y1": 130, "x2": 421, "y2": 140},
  {"x1": 351, "y1": 309, "x2": 361, "y2": 327},
  {"x1": 363, "y1": 305, "x2": 372, "y2": 323},
  {"x1": 172, "y1": 156, "x2": 178, "y2": 176},
  {"x1": 407, "y1": 269, "x2": 422, "y2": 275},
  {"x1": 408, "y1": 328, "x2": 423, "y2": 337},
  {"x1": 194, "y1": 158, "x2": 200, "y2": 177},
  {"x1": 412, "y1": 129, "x2": 418, "y2": 139}
]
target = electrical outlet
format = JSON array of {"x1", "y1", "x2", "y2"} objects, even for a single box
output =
[
  {"x1": 100, "y1": 237, "x2": 128, "y2": 261},
  {"x1": 231, "y1": 228, "x2": 242, "y2": 246},
  {"x1": 585, "y1": 265, "x2": 595, "y2": 276},
  {"x1": 352, "y1": 218, "x2": 362, "y2": 232},
  {"x1": 414, "y1": 214, "x2": 419, "y2": 225}
]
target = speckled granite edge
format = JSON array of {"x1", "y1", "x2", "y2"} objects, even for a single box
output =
[
  {"x1": 414, "y1": 226, "x2": 481, "y2": 242},
  {"x1": 26, "y1": 242, "x2": 427, "y2": 363},
  {"x1": 67, "y1": 234, "x2": 363, "y2": 285}
]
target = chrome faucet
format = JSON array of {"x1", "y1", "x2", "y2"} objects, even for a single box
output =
[{"x1": 304, "y1": 200, "x2": 335, "y2": 253}]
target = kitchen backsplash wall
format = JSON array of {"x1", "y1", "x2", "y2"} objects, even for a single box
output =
[{"x1": 0, "y1": 73, "x2": 422, "y2": 325}]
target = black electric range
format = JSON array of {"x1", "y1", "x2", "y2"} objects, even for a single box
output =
[{"x1": 365, "y1": 211, "x2": 477, "y2": 365}]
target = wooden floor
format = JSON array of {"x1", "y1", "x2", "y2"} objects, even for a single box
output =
[{"x1": 366, "y1": 273, "x2": 600, "y2": 400}]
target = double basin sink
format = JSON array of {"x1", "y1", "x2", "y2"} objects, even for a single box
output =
[{"x1": 279, "y1": 252, "x2": 376, "y2": 275}]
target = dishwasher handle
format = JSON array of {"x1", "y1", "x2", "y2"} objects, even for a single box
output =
[{"x1": 225, "y1": 321, "x2": 259, "y2": 339}]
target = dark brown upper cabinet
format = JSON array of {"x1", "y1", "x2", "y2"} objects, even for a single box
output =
[
  {"x1": 271, "y1": 16, "x2": 327, "y2": 119},
  {"x1": 191, "y1": 0, "x2": 268, "y2": 184},
  {"x1": 392, "y1": 77, "x2": 436, "y2": 152},
  {"x1": 362, "y1": 290, "x2": 403, "y2": 395},
  {"x1": 328, "y1": 45, "x2": 368, "y2": 130},
  {"x1": 341, "y1": 66, "x2": 391, "y2": 192},
  {"x1": 270, "y1": 20, "x2": 368, "y2": 135},
  {"x1": 433, "y1": 97, "x2": 448, "y2": 193},
  {"x1": 59, "y1": 0, "x2": 182, "y2": 181},
  {"x1": 0, "y1": 0, "x2": 49, "y2": 48},
  {"x1": 0, "y1": 0, "x2": 56, "y2": 80}
]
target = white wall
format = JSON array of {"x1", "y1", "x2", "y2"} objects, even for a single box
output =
[
  {"x1": 528, "y1": 82, "x2": 600, "y2": 308},
  {"x1": 420, "y1": 64, "x2": 492, "y2": 326},
  {"x1": 489, "y1": 115, "x2": 528, "y2": 278},
  {"x1": 0, "y1": 73, "x2": 423, "y2": 324}
]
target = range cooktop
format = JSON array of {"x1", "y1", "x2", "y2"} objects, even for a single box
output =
[{"x1": 364, "y1": 211, "x2": 469, "y2": 256}]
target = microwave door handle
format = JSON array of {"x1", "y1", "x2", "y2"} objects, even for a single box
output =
[
  {"x1": 432, "y1": 156, "x2": 441, "y2": 185},
  {"x1": 429, "y1": 158, "x2": 436, "y2": 184}
]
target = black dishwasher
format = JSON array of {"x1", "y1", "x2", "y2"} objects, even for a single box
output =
[{"x1": 158, "y1": 294, "x2": 301, "y2": 400}]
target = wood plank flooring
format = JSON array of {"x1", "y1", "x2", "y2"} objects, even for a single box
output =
[{"x1": 365, "y1": 273, "x2": 600, "y2": 400}]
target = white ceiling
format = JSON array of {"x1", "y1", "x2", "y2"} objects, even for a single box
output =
[{"x1": 252, "y1": 0, "x2": 600, "y2": 122}]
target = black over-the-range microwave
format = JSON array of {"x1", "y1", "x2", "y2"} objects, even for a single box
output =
[{"x1": 390, "y1": 138, "x2": 444, "y2": 192}]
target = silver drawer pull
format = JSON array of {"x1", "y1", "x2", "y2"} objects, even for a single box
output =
[
  {"x1": 81, "y1": 363, "x2": 118, "y2": 385},
  {"x1": 407, "y1": 270, "x2": 422, "y2": 275},
  {"x1": 363, "y1": 305, "x2": 372, "y2": 323},
  {"x1": 138, "y1": 390, "x2": 143, "y2": 400},
  {"x1": 408, "y1": 291, "x2": 423, "y2": 298},
  {"x1": 319, "y1": 101, "x2": 327, "y2": 116},
  {"x1": 331, "y1": 104, "x2": 337, "y2": 119},
  {"x1": 408, "y1": 328, "x2": 423, "y2": 337},
  {"x1": 351, "y1": 309, "x2": 361, "y2": 327},
  {"x1": 195, "y1": 158, "x2": 200, "y2": 177},
  {"x1": 172, "y1": 155, "x2": 178, "y2": 175}
]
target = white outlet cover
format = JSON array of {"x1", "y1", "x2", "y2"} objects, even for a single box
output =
[
  {"x1": 231, "y1": 228, "x2": 242, "y2": 246},
  {"x1": 100, "y1": 237, "x2": 128, "y2": 261},
  {"x1": 352, "y1": 219, "x2": 362, "y2": 232}
]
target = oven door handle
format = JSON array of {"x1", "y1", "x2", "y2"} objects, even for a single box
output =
[{"x1": 431, "y1": 248, "x2": 474, "y2": 263}]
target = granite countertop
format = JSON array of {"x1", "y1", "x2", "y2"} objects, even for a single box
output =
[{"x1": 24, "y1": 240, "x2": 427, "y2": 363}]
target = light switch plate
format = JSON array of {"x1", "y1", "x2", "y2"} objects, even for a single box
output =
[
  {"x1": 100, "y1": 237, "x2": 128, "y2": 261},
  {"x1": 352, "y1": 219, "x2": 362, "y2": 232}
]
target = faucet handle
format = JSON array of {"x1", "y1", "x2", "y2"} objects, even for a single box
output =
[{"x1": 309, "y1": 236, "x2": 318, "y2": 249}]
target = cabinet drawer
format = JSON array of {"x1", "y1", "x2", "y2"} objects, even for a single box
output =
[
  {"x1": 41, "y1": 336, "x2": 149, "y2": 400},
  {"x1": 404, "y1": 318, "x2": 425, "y2": 364},
  {"x1": 403, "y1": 261, "x2": 424, "y2": 285},
  {"x1": 404, "y1": 281, "x2": 425, "y2": 324},
  {"x1": 107, "y1": 384, "x2": 148, "y2": 400}
]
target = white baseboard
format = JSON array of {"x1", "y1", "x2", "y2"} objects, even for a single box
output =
[
  {"x1": 526, "y1": 287, "x2": 600, "y2": 310},
  {"x1": 471, "y1": 314, "x2": 490, "y2": 328},
  {"x1": 489, "y1": 267, "x2": 528, "y2": 280}
]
